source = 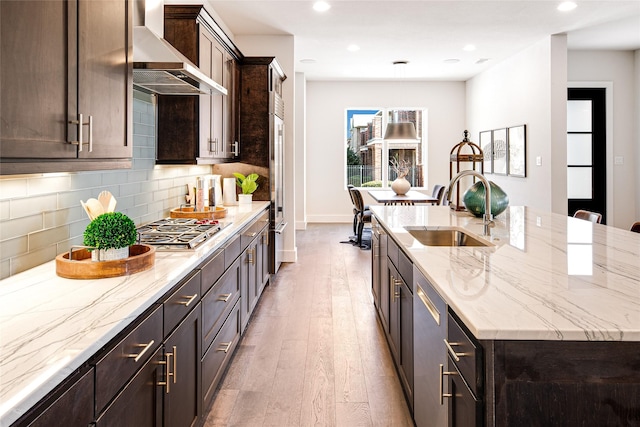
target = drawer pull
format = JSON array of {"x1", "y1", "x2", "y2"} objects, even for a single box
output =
[
  {"x1": 217, "y1": 293, "x2": 232, "y2": 302},
  {"x1": 417, "y1": 284, "x2": 440, "y2": 325},
  {"x1": 217, "y1": 342, "x2": 232, "y2": 353},
  {"x1": 246, "y1": 232, "x2": 257, "y2": 238},
  {"x1": 444, "y1": 339, "x2": 469, "y2": 362},
  {"x1": 179, "y1": 293, "x2": 198, "y2": 307},
  {"x1": 439, "y1": 363, "x2": 456, "y2": 405},
  {"x1": 128, "y1": 339, "x2": 155, "y2": 363}
]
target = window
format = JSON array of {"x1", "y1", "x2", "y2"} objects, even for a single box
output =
[{"x1": 346, "y1": 108, "x2": 426, "y2": 188}]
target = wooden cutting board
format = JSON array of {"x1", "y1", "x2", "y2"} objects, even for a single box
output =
[{"x1": 170, "y1": 206, "x2": 228, "y2": 219}]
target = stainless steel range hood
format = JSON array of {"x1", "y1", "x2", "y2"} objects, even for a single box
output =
[
  {"x1": 133, "y1": 27, "x2": 226, "y2": 96},
  {"x1": 132, "y1": 0, "x2": 226, "y2": 96}
]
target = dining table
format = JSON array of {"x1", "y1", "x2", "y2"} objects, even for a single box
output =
[{"x1": 367, "y1": 189, "x2": 438, "y2": 205}]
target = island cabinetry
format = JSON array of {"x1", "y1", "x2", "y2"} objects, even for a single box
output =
[
  {"x1": 159, "y1": 5, "x2": 241, "y2": 164},
  {"x1": 0, "y1": 0, "x2": 132, "y2": 175},
  {"x1": 385, "y1": 236, "x2": 414, "y2": 411},
  {"x1": 413, "y1": 266, "x2": 447, "y2": 427}
]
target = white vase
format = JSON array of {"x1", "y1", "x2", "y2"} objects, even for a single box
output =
[
  {"x1": 391, "y1": 177, "x2": 411, "y2": 195},
  {"x1": 223, "y1": 177, "x2": 237, "y2": 206},
  {"x1": 238, "y1": 194, "x2": 253, "y2": 205},
  {"x1": 91, "y1": 246, "x2": 129, "y2": 262}
]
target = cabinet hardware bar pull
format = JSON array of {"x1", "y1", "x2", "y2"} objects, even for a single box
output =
[
  {"x1": 158, "y1": 349, "x2": 174, "y2": 393},
  {"x1": 247, "y1": 232, "x2": 257, "y2": 238},
  {"x1": 232, "y1": 140, "x2": 239, "y2": 156},
  {"x1": 439, "y1": 364, "x2": 456, "y2": 405},
  {"x1": 274, "y1": 222, "x2": 287, "y2": 234},
  {"x1": 87, "y1": 115, "x2": 93, "y2": 152},
  {"x1": 208, "y1": 138, "x2": 214, "y2": 153},
  {"x1": 179, "y1": 293, "x2": 198, "y2": 307},
  {"x1": 417, "y1": 285, "x2": 440, "y2": 325},
  {"x1": 217, "y1": 293, "x2": 232, "y2": 302},
  {"x1": 217, "y1": 342, "x2": 232, "y2": 353},
  {"x1": 128, "y1": 340, "x2": 155, "y2": 362},
  {"x1": 172, "y1": 345, "x2": 177, "y2": 385},
  {"x1": 444, "y1": 339, "x2": 468, "y2": 361}
]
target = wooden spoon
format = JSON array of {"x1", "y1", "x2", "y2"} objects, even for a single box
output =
[
  {"x1": 85, "y1": 198, "x2": 104, "y2": 219},
  {"x1": 80, "y1": 200, "x2": 93, "y2": 220},
  {"x1": 98, "y1": 191, "x2": 116, "y2": 213}
]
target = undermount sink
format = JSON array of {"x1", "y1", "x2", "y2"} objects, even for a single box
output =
[{"x1": 404, "y1": 226, "x2": 492, "y2": 247}]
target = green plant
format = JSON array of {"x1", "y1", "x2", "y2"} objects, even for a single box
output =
[
  {"x1": 232, "y1": 172, "x2": 259, "y2": 194},
  {"x1": 83, "y1": 212, "x2": 137, "y2": 250}
]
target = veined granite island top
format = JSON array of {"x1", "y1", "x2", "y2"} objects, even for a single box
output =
[
  {"x1": 0, "y1": 202, "x2": 269, "y2": 427},
  {"x1": 371, "y1": 205, "x2": 640, "y2": 342}
]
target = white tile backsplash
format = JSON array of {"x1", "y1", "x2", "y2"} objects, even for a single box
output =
[{"x1": 0, "y1": 91, "x2": 214, "y2": 279}]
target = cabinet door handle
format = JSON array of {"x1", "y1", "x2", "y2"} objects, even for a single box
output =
[
  {"x1": 248, "y1": 248, "x2": 255, "y2": 265},
  {"x1": 444, "y1": 339, "x2": 469, "y2": 362},
  {"x1": 232, "y1": 140, "x2": 239, "y2": 156},
  {"x1": 158, "y1": 346, "x2": 176, "y2": 393},
  {"x1": 69, "y1": 113, "x2": 92, "y2": 151},
  {"x1": 416, "y1": 284, "x2": 440, "y2": 325},
  {"x1": 217, "y1": 342, "x2": 232, "y2": 353},
  {"x1": 217, "y1": 293, "x2": 232, "y2": 302},
  {"x1": 127, "y1": 339, "x2": 155, "y2": 363},
  {"x1": 439, "y1": 363, "x2": 456, "y2": 405},
  {"x1": 179, "y1": 293, "x2": 198, "y2": 307}
]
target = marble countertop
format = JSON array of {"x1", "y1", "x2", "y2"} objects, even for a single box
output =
[
  {"x1": 0, "y1": 202, "x2": 269, "y2": 427},
  {"x1": 371, "y1": 205, "x2": 640, "y2": 342}
]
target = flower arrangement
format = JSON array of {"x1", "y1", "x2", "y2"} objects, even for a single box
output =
[
  {"x1": 390, "y1": 155, "x2": 411, "y2": 179},
  {"x1": 232, "y1": 172, "x2": 259, "y2": 195}
]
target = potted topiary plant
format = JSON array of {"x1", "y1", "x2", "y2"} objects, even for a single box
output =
[
  {"x1": 232, "y1": 172, "x2": 259, "y2": 204},
  {"x1": 83, "y1": 212, "x2": 137, "y2": 261}
]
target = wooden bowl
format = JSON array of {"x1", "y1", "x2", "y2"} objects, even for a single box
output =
[
  {"x1": 170, "y1": 206, "x2": 228, "y2": 219},
  {"x1": 55, "y1": 244, "x2": 155, "y2": 279}
]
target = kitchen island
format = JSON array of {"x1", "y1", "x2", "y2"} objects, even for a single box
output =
[
  {"x1": 371, "y1": 205, "x2": 640, "y2": 426},
  {"x1": 0, "y1": 202, "x2": 270, "y2": 427}
]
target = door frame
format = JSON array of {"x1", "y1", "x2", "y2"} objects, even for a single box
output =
[{"x1": 567, "y1": 81, "x2": 613, "y2": 222}]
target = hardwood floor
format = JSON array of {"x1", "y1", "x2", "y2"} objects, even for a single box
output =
[{"x1": 203, "y1": 223, "x2": 413, "y2": 426}]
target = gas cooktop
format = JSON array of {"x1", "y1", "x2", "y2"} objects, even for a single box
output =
[{"x1": 137, "y1": 217, "x2": 227, "y2": 251}]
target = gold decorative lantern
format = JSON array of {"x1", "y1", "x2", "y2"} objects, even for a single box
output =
[{"x1": 449, "y1": 130, "x2": 484, "y2": 211}]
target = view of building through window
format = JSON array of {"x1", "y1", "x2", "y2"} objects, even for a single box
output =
[{"x1": 346, "y1": 108, "x2": 425, "y2": 188}]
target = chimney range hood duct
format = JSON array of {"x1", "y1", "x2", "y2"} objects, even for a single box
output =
[{"x1": 132, "y1": 2, "x2": 226, "y2": 96}]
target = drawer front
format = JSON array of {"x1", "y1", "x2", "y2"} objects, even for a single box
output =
[
  {"x1": 448, "y1": 355, "x2": 483, "y2": 426},
  {"x1": 95, "y1": 305, "x2": 163, "y2": 414},
  {"x1": 447, "y1": 311, "x2": 482, "y2": 397},
  {"x1": 201, "y1": 301, "x2": 240, "y2": 410},
  {"x1": 387, "y1": 236, "x2": 399, "y2": 268},
  {"x1": 398, "y1": 249, "x2": 412, "y2": 292},
  {"x1": 164, "y1": 270, "x2": 201, "y2": 336},
  {"x1": 201, "y1": 248, "x2": 224, "y2": 296},
  {"x1": 224, "y1": 234, "x2": 241, "y2": 269},
  {"x1": 240, "y1": 210, "x2": 268, "y2": 251},
  {"x1": 201, "y1": 257, "x2": 240, "y2": 355}
]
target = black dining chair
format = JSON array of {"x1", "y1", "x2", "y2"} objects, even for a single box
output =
[
  {"x1": 630, "y1": 222, "x2": 640, "y2": 233},
  {"x1": 349, "y1": 186, "x2": 371, "y2": 247},
  {"x1": 431, "y1": 184, "x2": 446, "y2": 205},
  {"x1": 573, "y1": 209, "x2": 602, "y2": 224}
]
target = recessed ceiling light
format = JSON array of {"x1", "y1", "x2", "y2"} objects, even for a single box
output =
[
  {"x1": 557, "y1": 2, "x2": 577, "y2": 11},
  {"x1": 300, "y1": 58, "x2": 317, "y2": 64},
  {"x1": 313, "y1": 1, "x2": 330, "y2": 12},
  {"x1": 444, "y1": 59, "x2": 460, "y2": 64},
  {"x1": 463, "y1": 44, "x2": 476, "y2": 52},
  {"x1": 347, "y1": 44, "x2": 360, "y2": 52}
]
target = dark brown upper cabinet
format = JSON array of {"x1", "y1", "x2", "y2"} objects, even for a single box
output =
[
  {"x1": 0, "y1": 0, "x2": 133, "y2": 175},
  {"x1": 158, "y1": 5, "x2": 242, "y2": 165}
]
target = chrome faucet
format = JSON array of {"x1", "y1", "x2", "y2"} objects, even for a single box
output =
[{"x1": 446, "y1": 170, "x2": 495, "y2": 236}]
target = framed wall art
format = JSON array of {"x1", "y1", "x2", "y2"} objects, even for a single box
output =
[
  {"x1": 508, "y1": 125, "x2": 526, "y2": 177},
  {"x1": 492, "y1": 128, "x2": 508, "y2": 175},
  {"x1": 480, "y1": 130, "x2": 493, "y2": 174}
]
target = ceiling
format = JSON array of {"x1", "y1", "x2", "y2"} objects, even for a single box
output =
[{"x1": 208, "y1": 0, "x2": 640, "y2": 81}]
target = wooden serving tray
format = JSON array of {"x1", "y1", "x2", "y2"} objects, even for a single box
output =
[
  {"x1": 170, "y1": 206, "x2": 228, "y2": 219},
  {"x1": 56, "y1": 244, "x2": 155, "y2": 279}
]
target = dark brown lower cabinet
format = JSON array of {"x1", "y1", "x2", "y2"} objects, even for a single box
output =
[
  {"x1": 25, "y1": 368, "x2": 94, "y2": 427},
  {"x1": 163, "y1": 305, "x2": 202, "y2": 427},
  {"x1": 202, "y1": 301, "x2": 241, "y2": 410},
  {"x1": 95, "y1": 348, "x2": 163, "y2": 427}
]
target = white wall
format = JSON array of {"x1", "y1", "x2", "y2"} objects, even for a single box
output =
[
  {"x1": 466, "y1": 35, "x2": 568, "y2": 214},
  {"x1": 568, "y1": 50, "x2": 638, "y2": 229},
  {"x1": 305, "y1": 81, "x2": 465, "y2": 223}
]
